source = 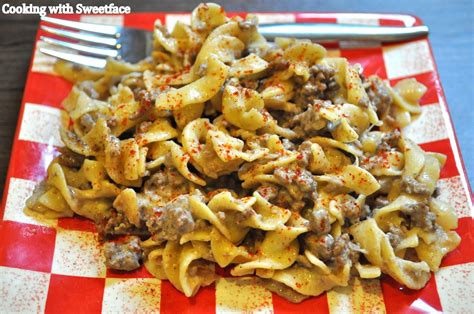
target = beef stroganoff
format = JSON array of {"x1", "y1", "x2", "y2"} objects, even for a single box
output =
[{"x1": 26, "y1": 3, "x2": 460, "y2": 303}]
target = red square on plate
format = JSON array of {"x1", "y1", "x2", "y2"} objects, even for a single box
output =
[
  {"x1": 0, "y1": 220, "x2": 56, "y2": 273},
  {"x1": 45, "y1": 274, "x2": 105, "y2": 314},
  {"x1": 160, "y1": 281, "x2": 215, "y2": 314},
  {"x1": 441, "y1": 217, "x2": 474, "y2": 267},
  {"x1": 341, "y1": 47, "x2": 388, "y2": 79},
  {"x1": 57, "y1": 216, "x2": 97, "y2": 232},
  {"x1": 9, "y1": 140, "x2": 60, "y2": 182},
  {"x1": 24, "y1": 73, "x2": 72, "y2": 109},
  {"x1": 381, "y1": 275, "x2": 442, "y2": 313}
]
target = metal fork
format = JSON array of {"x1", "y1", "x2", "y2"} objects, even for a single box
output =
[{"x1": 39, "y1": 16, "x2": 429, "y2": 69}]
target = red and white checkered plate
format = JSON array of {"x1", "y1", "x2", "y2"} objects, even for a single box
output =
[{"x1": 1, "y1": 12, "x2": 472, "y2": 313}]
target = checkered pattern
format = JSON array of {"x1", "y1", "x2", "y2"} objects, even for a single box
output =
[{"x1": 0, "y1": 12, "x2": 472, "y2": 314}]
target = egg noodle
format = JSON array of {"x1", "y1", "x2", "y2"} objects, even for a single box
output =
[{"x1": 26, "y1": 3, "x2": 460, "y2": 303}]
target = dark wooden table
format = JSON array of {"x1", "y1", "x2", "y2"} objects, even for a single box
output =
[{"x1": 1, "y1": 0, "x2": 472, "y2": 199}]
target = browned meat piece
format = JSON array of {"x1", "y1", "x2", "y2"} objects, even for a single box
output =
[
  {"x1": 255, "y1": 184, "x2": 279, "y2": 200},
  {"x1": 268, "y1": 54, "x2": 290, "y2": 72},
  {"x1": 401, "y1": 202, "x2": 436, "y2": 230},
  {"x1": 144, "y1": 168, "x2": 191, "y2": 205},
  {"x1": 332, "y1": 234, "x2": 354, "y2": 269},
  {"x1": 57, "y1": 147, "x2": 85, "y2": 168},
  {"x1": 241, "y1": 229, "x2": 265, "y2": 255},
  {"x1": 130, "y1": 88, "x2": 166, "y2": 120},
  {"x1": 97, "y1": 211, "x2": 150, "y2": 239},
  {"x1": 307, "y1": 209, "x2": 331, "y2": 235},
  {"x1": 293, "y1": 64, "x2": 340, "y2": 108},
  {"x1": 274, "y1": 188, "x2": 305, "y2": 211},
  {"x1": 257, "y1": 278, "x2": 309, "y2": 303},
  {"x1": 274, "y1": 167, "x2": 317, "y2": 197},
  {"x1": 287, "y1": 101, "x2": 330, "y2": 138},
  {"x1": 146, "y1": 195, "x2": 195, "y2": 241},
  {"x1": 386, "y1": 226, "x2": 403, "y2": 248},
  {"x1": 273, "y1": 166, "x2": 318, "y2": 211},
  {"x1": 135, "y1": 88, "x2": 156, "y2": 107},
  {"x1": 340, "y1": 198, "x2": 369, "y2": 223},
  {"x1": 296, "y1": 140, "x2": 312, "y2": 168},
  {"x1": 400, "y1": 176, "x2": 431, "y2": 196},
  {"x1": 304, "y1": 233, "x2": 334, "y2": 261},
  {"x1": 305, "y1": 233, "x2": 360, "y2": 269},
  {"x1": 377, "y1": 129, "x2": 401, "y2": 152},
  {"x1": 366, "y1": 75, "x2": 393, "y2": 117},
  {"x1": 104, "y1": 236, "x2": 143, "y2": 271}
]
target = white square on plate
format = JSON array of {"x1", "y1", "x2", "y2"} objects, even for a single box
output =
[
  {"x1": 3, "y1": 177, "x2": 57, "y2": 227},
  {"x1": 51, "y1": 228, "x2": 106, "y2": 278},
  {"x1": 327, "y1": 278, "x2": 386, "y2": 313},
  {"x1": 435, "y1": 262, "x2": 474, "y2": 313},
  {"x1": 19, "y1": 103, "x2": 64, "y2": 147},
  {"x1": 383, "y1": 39, "x2": 434, "y2": 79},
  {"x1": 102, "y1": 278, "x2": 161, "y2": 314},
  {"x1": 437, "y1": 176, "x2": 472, "y2": 218},
  {"x1": 402, "y1": 103, "x2": 448, "y2": 144},
  {"x1": 0, "y1": 266, "x2": 51, "y2": 313},
  {"x1": 216, "y1": 277, "x2": 273, "y2": 314}
]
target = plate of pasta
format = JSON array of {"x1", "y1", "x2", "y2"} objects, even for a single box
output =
[{"x1": 1, "y1": 3, "x2": 473, "y2": 313}]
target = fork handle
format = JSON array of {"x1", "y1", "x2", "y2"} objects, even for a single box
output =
[{"x1": 259, "y1": 23, "x2": 429, "y2": 42}]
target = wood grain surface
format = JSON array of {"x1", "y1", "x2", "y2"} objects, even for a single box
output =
[{"x1": 0, "y1": 0, "x2": 472, "y2": 199}]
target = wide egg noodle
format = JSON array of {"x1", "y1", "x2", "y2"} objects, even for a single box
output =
[{"x1": 350, "y1": 218, "x2": 432, "y2": 289}]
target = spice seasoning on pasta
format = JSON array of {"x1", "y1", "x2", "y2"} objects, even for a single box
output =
[{"x1": 26, "y1": 2, "x2": 461, "y2": 303}]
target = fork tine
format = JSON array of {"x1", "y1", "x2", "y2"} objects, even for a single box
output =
[
  {"x1": 41, "y1": 16, "x2": 119, "y2": 36},
  {"x1": 39, "y1": 48, "x2": 107, "y2": 69},
  {"x1": 41, "y1": 36, "x2": 119, "y2": 58},
  {"x1": 41, "y1": 25, "x2": 117, "y2": 47}
]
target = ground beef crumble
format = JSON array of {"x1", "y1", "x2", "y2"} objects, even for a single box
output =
[
  {"x1": 377, "y1": 129, "x2": 401, "y2": 152},
  {"x1": 104, "y1": 236, "x2": 143, "y2": 271},
  {"x1": 293, "y1": 64, "x2": 340, "y2": 108},
  {"x1": 97, "y1": 211, "x2": 150, "y2": 240},
  {"x1": 401, "y1": 202, "x2": 436, "y2": 230},
  {"x1": 400, "y1": 176, "x2": 432, "y2": 196},
  {"x1": 304, "y1": 233, "x2": 360, "y2": 269},
  {"x1": 286, "y1": 100, "x2": 331, "y2": 138},
  {"x1": 365, "y1": 75, "x2": 393, "y2": 117},
  {"x1": 273, "y1": 166, "x2": 318, "y2": 211},
  {"x1": 143, "y1": 168, "x2": 191, "y2": 205},
  {"x1": 306, "y1": 209, "x2": 331, "y2": 235},
  {"x1": 146, "y1": 195, "x2": 195, "y2": 241},
  {"x1": 386, "y1": 226, "x2": 404, "y2": 248}
]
